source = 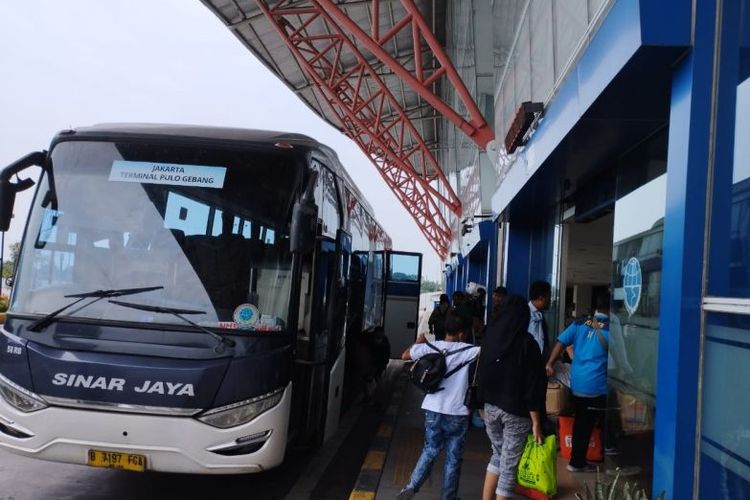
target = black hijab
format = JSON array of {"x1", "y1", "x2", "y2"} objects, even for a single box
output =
[{"x1": 481, "y1": 293, "x2": 530, "y2": 361}]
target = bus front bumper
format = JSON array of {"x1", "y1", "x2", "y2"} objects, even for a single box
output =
[{"x1": 0, "y1": 383, "x2": 292, "y2": 474}]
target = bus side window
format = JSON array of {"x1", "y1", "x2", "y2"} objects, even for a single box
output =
[{"x1": 163, "y1": 191, "x2": 210, "y2": 236}]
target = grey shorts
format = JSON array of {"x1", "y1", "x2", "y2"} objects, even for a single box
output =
[{"x1": 483, "y1": 403, "x2": 531, "y2": 497}]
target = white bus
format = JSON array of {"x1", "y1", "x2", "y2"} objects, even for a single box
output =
[{"x1": 0, "y1": 124, "x2": 421, "y2": 474}]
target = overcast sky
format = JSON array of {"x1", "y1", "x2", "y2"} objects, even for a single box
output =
[{"x1": 0, "y1": 0, "x2": 443, "y2": 281}]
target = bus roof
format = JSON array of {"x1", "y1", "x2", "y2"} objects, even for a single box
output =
[{"x1": 64, "y1": 123, "x2": 321, "y2": 148}]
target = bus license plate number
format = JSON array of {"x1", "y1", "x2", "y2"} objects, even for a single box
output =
[{"x1": 87, "y1": 449, "x2": 146, "y2": 472}]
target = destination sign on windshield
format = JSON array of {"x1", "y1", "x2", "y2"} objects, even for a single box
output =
[{"x1": 109, "y1": 160, "x2": 227, "y2": 189}]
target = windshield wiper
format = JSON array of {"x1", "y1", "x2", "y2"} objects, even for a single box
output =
[
  {"x1": 27, "y1": 286, "x2": 164, "y2": 332},
  {"x1": 108, "y1": 300, "x2": 236, "y2": 352}
]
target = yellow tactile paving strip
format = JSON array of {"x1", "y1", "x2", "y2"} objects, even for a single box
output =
[
  {"x1": 348, "y1": 373, "x2": 408, "y2": 500},
  {"x1": 362, "y1": 450, "x2": 387, "y2": 470},
  {"x1": 376, "y1": 423, "x2": 393, "y2": 438},
  {"x1": 349, "y1": 491, "x2": 376, "y2": 500}
]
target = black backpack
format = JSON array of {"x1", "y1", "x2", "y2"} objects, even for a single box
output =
[{"x1": 409, "y1": 341, "x2": 475, "y2": 393}]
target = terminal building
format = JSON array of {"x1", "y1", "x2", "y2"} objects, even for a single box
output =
[{"x1": 203, "y1": 0, "x2": 749, "y2": 497}]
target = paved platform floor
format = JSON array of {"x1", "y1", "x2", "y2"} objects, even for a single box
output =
[{"x1": 373, "y1": 366, "x2": 600, "y2": 499}]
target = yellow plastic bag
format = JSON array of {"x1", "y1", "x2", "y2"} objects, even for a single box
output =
[{"x1": 517, "y1": 434, "x2": 557, "y2": 496}]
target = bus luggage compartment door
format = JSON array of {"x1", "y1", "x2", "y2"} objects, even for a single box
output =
[{"x1": 383, "y1": 252, "x2": 422, "y2": 358}]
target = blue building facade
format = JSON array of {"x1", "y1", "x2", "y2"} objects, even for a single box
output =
[{"x1": 444, "y1": 0, "x2": 750, "y2": 497}]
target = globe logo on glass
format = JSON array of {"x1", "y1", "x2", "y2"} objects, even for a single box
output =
[
  {"x1": 233, "y1": 303, "x2": 260, "y2": 329},
  {"x1": 622, "y1": 257, "x2": 642, "y2": 317}
]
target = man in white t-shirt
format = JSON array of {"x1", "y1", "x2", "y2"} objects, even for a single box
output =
[{"x1": 397, "y1": 313, "x2": 480, "y2": 500}]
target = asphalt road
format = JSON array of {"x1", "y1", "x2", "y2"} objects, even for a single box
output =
[{"x1": 0, "y1": 445, "x2": 312, "y2": 500}]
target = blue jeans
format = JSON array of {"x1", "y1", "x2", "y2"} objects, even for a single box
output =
[{"x1": 406, "y1": 410, "x2": 469, "y2": 500}]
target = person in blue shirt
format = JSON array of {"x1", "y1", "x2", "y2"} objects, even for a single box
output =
[{"x1": 546, "y1": 294, "x2": 610, "y2": 472}]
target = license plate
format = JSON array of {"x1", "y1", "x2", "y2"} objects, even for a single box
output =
[{"x1": 87, "y1": 449, "x2": 146, "y2": 472}]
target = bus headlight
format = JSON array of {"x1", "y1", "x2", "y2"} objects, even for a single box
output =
[
  {"x1": 0, "y1": 374, "x2": 47, "y2": 413},
  {"x1": 197, "y1": 388, "x2": 284, "y2": 429}
]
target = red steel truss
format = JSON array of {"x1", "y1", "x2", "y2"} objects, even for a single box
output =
[
  {"x1": 254, "y1": 0, "x2": 494, "y2": 257},
  {"x1": 318, "y1": 0, "x2": 494, "y2": 149}
]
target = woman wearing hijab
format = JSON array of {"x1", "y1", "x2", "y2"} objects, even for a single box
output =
[{"x1": 478, "y1": 294, "x2": 547, "y2": 500}]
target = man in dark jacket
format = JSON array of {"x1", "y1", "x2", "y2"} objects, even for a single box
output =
[
  {"x1": 428, "y1": 293, "x2": 451, "y2": 340},
  {"x1": 452, "y1": 291, "x2": 474, "y2": 343},
  {"x1": 479, "y1": 294, "x2": 546, "y2": 500}
]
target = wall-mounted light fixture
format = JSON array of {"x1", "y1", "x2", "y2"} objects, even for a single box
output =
[
  {"x1": 460, "y1": 213, "x2": 495, "y2": 237},
  {"x1": 504, "y1": 101, "x2": 544, "y2": 154}
]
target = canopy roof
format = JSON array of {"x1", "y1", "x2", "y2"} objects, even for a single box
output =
[{"x1": 201, "y1": 0, "x2": 492, "y2": 256}]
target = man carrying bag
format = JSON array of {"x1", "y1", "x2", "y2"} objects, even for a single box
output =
[{"x1": 546, "y1": 295, "x2": 610, "y2": 473}]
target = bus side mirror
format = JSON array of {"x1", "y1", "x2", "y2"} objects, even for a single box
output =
[
  {"x1": 0, "y1": 183, "x2": 17, "y2": 232},
  {"x1": 0, "y1": 151, "x2": 46, "y2": 231},
  {"x1": 291, "y1": 170, "x2": 319, "y2": 255},
  {"x1": 290, "y1": 199, "x2": 318, "y2": 254}
]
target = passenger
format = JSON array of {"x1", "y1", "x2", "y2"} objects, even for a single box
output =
[
  {"x1": 545, "y1": 295, "x2": 610, "y2": 472},
  {"x1": 528, "y1": 281, "x2": 553, "y2": 431},
  {"x1": 397, "y1": 315, "x2": 480, "y2": 500},
  {"x1": 370, "y1": 326, "x2": 391, "y2": 382},
  {"x1": 479, "y1": 294, "x2": 546, "y2": 500},
  {"x1": 472, "y1": 287, "x2": 487, "y2": 340},
  {"x1": 451, "y1": 291, "x2": 474, "y2": 343},
  {"x1": 490, "y1": 286, "x2": 508, "y2": 321},
  {"x1": 428, "y1": 293, "x2": 451, "y2": 341},
  {"x1": 354, "y1": 335, "x2": 376, "y2": 402},
  {"x1": 527, "y1": 280, "x2": 551, "y2": 356},
  {"x1": 356, "y1": 326, "x2": 391, "y2": 404}
]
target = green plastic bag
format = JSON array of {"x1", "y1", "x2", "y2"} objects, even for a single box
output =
[{"x1": 517, "y1": 434, "x2": 557, "y2": 496}]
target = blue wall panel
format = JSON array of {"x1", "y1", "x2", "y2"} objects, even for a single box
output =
[
  {"x1": 706, "y1": 0, "x2": 743, "y2": 296},
  {"x1": 445, "y1": 261, "x2": 458, "y2": 298},
  {"x1": 488, "y1": 225, "x2": 498, "y2": 314},
  {"x1": 653, "y1": 3, "x2": 717, "y2": 495},
  {"x1": 576, "y1": 0, "x2": 644, "y2": 108},
  {"x1": 639, "y1": 0, "x2": 692, "y2": 46},
  {"x1": 485, "y1": 221, "x2": 499, "y2": 303},
  {"x1": 529, "y1": 217, "x2": 556, "y2": 287},
  {"x1": 506, "y1": 223, "x2": 531, "y2": 298},
  {"x1": 467, "y1": 251, "x2": 483, "y2": 285}
]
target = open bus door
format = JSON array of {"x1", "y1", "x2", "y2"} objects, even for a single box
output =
[
  {"x1": 293, "y1": 229, "x2": 350, "y2": 446},
  {"x1": 323, "y1": 229, "x2": 350, "y2": 441},
  {"x1": 384, "y1": 251, "x2": 422, "y2": 358}
]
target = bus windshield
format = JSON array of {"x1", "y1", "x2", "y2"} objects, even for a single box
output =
[{"x1": 10, "y1": 140, "x2": 303, "y2": 331}]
